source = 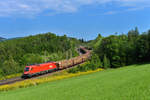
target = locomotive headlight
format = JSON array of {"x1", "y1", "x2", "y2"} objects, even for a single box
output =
[{"x1": 49, "y1": 65, "x2": 53, "y2": 68}]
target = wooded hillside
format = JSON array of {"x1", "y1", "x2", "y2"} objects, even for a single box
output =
[
  {"x1": 94, "y1": 27, "x2": 150, "y2": 68},
  {"x1": 0, "y1": 33, "x2": 80, "y2": 76}
]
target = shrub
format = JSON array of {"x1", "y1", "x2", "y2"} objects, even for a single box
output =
[{"x1": 68, "y1": 65, "x2": 80, "y2": 73}]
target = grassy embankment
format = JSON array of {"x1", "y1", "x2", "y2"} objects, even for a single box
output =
[
  {"x1": 0, "y1": 64, "x2": 150, "y2": 100},
  {"x1": 0, "y1": 68, "x2": 103, "y2": 91}
]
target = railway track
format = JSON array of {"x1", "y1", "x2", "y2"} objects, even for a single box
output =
[
  {"x1": 0, "y1": 62, "x2": 83, "y2": 85},
  {"x1": 0, "y1": 46, "x2": 91, "y2": 86},
  {"x1": 0, "y1": 77, "x2": 23, "y2": 85}
]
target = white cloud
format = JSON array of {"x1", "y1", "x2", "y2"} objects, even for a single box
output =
[
  {"x1": 104, "y1": 11, "x2": 118, "y2": 15},
  {"x1": 0, "y1": 0, "x2": 149, "y2": 16}
]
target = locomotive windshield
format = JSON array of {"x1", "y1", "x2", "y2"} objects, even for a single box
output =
[{"x1": 25, "y1": 67, "x2": 30, "y2": 71}]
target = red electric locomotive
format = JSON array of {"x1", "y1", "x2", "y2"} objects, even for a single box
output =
[{"x1": 21, "y1": 62, "x2": 58, "y2": 78}]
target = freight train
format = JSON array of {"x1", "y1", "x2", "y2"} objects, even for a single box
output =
[{"x1": 21, "y1": 46, "x2": 91, "y2": 78}]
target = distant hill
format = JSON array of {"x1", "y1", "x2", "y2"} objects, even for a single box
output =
[
  {"x1": 7, "y1": 37, "x2": 23, "y2": 40},
  {"x1": 0, "y1": 36, "x2": 24, "y2": 42},
  {"x1": 0, "y1": 37, "x2": 6, "y2": 41}
]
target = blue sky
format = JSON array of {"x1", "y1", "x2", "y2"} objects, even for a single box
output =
[{"x1": 0, "y1": 0, "x2": 150, "y2": 40}]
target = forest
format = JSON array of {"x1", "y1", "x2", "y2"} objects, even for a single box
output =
[
  {"x1": 93, "y1": 27, "x2": 150, "y2": 68},
  {"x1": 0, "y1": 33, "x2": 81, "y2": 76}
]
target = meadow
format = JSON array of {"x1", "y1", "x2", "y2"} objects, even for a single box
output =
[{"x1": 0, "y1": 64, "x2": 150, "y2": 100}]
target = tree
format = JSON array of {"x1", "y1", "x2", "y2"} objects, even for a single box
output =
[
  {"x1": 135, "y1": 27, "x2": 139, "y2": 37},
  {"x1": 90, "y1": 53, "x2": 102, "y2": 69},
  {"x1": 103, "y1": 55, "x2": 110, "y2": 69},
  {"x1": 2, "y1": 56, "x2": 20, "y2": 75}
]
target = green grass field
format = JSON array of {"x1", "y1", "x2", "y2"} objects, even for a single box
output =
[{"x1": 0, "y1": 64, "x2": 150, "y2": 100}]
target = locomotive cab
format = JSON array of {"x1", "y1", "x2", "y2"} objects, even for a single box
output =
[
  {"x1": 21, "y1": 66, "x2": 32, "y2": 78},
  {"x1": 25, "y1": 67, "x2": 30, "y2": 72}
]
